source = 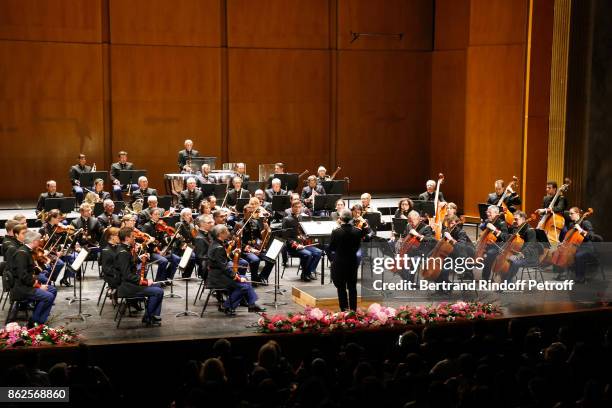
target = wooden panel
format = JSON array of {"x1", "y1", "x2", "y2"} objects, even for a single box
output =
[
  {"x1": 469, "y1": 0, "x2": 528, "y2": 45},
  {"x1": 0, "y1": 0, "x2": 103, "y2": 43},
  {"x1": 338, "y1": 0, "x2": 433, "y2": 50},
  {"x1": 464, "y1": 45, "x2": 526, "y2": 216},
  {"x1": 337, "y1": 50, "x2": 431, "y2": 193},
  {"x1": 434, "y1": 0, "x2": 470, "y2": 50},
  {"x1": 227, "y1": 0, "x2": 330, "y2": 49},
  {"x1": 431, "y1": 50, "x2": 466, "y2": 208},
  {"x1": 228, "y1": 49, "x2": 330, "y2": 178},
  {"x1": 523, "y1": 117, "x2": 549, "y2": 214},
  {"x1": 0, "y1": 41, "x2": 105, "y2": 200},
  {"x1": 111, "y1": 45, "x2": 221, "y2": 189},
  {"x1": 109, "y1": 0, "x2": 221, "y2": 46}
]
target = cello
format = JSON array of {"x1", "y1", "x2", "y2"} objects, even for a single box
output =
[
  {"x1": 421, "y1": 218, "x2": 463, "y2": 281},
  {"x1": 550, "y1": 208, "x2": 593, "y2": 268},
  {"x1": 497, "y1": 176, "x2": 519, "y2": 226},
  {"x1": 536, "y1": 178, "x2": 571, "y2": 244},
  {"x1": 431, "y1": 173, "x2": 446, "y2": 240},
  {"x1": 475, "y1": 213, "x2": 503, "y2": 259},
  {"x1": 491, "y1": 214, "x2": 536, "y2": 282}
]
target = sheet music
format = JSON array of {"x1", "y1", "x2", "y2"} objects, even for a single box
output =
[
  {"x1": 299, "y1": 221, "x2": 338, "y2": 237},
  {"x1": 179, "y1": 246, "x2": 194, "y2": 269},
  {"x1": 71, "y1": 248, "x2": 89, "y2": 270}
]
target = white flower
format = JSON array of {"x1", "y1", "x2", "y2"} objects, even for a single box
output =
[
  {"x1": 375, "y1": 311, "x2": 389, "y2": 324},
  {"x1": 367, "y1": 303, "x2": 382, "y2": 314},
  {"x1": 309, "y1": 308, "x2": 324, "y2": 320}
]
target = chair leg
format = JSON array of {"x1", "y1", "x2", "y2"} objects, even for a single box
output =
[
  {"x1": 99, "y1": 289, "x2": 111, "y2": 316},
  {"x1": 0, "y1": 291, "x2": 4, "y2": 307},
  {"x1": 116, "y1": 300, "x2": 126, "y2": 328},
  {"x1": 114, "y1": 299, "x2": 124, "y2": 321},
  {"x1": 2, "y1": 292, "x2": 10, "y2": 310},
  {"x1": 194, "y1": 280, "x2": 205, "y2": 305},
  {"x1": 97, "y1": 281, "x2": 107, "y2": 306},
  {"x1": 5, "y1": 301, "x2": 16, "y2": 325},
  {"x1": 200, "y1": 289, "x2": 214, "y2": 317}
]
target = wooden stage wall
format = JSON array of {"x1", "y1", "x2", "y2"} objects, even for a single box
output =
[{"x1": 0, "y1": 0, "x2": 553, "y2": 216}]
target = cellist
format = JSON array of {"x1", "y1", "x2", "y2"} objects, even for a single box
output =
[
  {"x1": 537, "y1": 181, "x2": 569, "y2": 238},
  {"x1": 438, "y1": 214, "x2": 475, "y2": 285},
  {"x1": 480, "y1": 205, "x2": 509, "y2": 281},
  {"x1": 396, "y1": 210, "x2": 436, "y2": 282},
  {"x1": 555, "y1": 207, "x2": 596, "y2": 284},
  {"x1": 487, "y1": 179, "x2": 521, "y2": 213},
  {"x1": 500, "y1": 211, "x2": 542, "y2": 283}
]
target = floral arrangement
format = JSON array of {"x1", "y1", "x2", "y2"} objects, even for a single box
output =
[
  {"x1": 257, "y1": 302, "x2": 502, "y2": 334},
  {"x1": 0, "y1": 322, "x2": 80, "y2": 349}
]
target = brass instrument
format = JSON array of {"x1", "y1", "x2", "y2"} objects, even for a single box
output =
[
  {"x1": 123, "y1": 198, "x2": 144, "y2": 216},
  {"x1": 91, "y1": 162, "x2": 97, "y2": 172}
]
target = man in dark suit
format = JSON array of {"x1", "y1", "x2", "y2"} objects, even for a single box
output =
[
  {"x1": 418, "y1": 179, "x2": 445, "y2": 202},
  {"x1": 36, "y1": 180, "x2": 64, "y2": 215},
  {"x1": 11, "y1": 231, "x2": 57, "y2": 326},
  {"x1": 114, "y1": 227, "x2": 164, "y2": 326},
  {"x1": 226, "y1": 176, "x2": 251, "y2": 207},
  {"x1": 2, "y1": 221, "x2": 24, "y2": 274},
  {"x1": 301, "y1": 175, "x2": 326, "y2": 213},
  {"x1": 130, "y1": 176, "x2": 158, "y2": 204},
  {"x1": 110, "y1": 151, "x2": 137, "y2": 201},
  {"x1": 71, "y1": 203, "x2": 103, "y2": 254},
  {"x1": 69, "y1": 153, "x2": 91, "y2": 204},
  {"x1": 486, "y1": 179, "x2": 521, "y2": 213},
  {"x1": 177, "y1": 139, "x2": 200, "y2": 172},
  {"x1": 91, "y1": 178, "x2": 111, "y2": 202},
  {"x1": 179, "y1": 177, "x2": 204, "y2": 212},
  {"x1": 502, "y1": 211, "x2": 542, "y2": 283},
  {"x1": 328, "y1": 209, "x2": 363, "y2": 311},
  {"x1": 264, "y1": 178, "x2": 287, "y2": 203},
  {"x1": 480, "y1": 205, "x2": 510, "y2": 281},
  {"x1": 193, "y1": 214, "x2": 214, "y2": 280},
  {"x1": 207, "y1": 224, "x2": 264, "y2": 316},
  {"x1": 97, "y1": 199, "x2": 121, "y2": 230},
  {"x1": 234, "y1": 162, "x2": 250, "y2": 183}
]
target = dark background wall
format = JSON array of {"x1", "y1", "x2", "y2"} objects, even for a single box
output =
[{"x1": 0, "y1": 0, "x2": 554, "y2": 218}]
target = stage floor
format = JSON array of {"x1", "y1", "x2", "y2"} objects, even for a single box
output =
[{"x1": 1, "y1": 260, "x2": 609, "y2": 347}]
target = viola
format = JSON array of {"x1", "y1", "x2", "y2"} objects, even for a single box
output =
[
  {"x1": 155, "y1": 220, "x2": 175, "y2": 236},
  {"x1": 550, "y1": 208, "x2": 593, "y2": 268}
]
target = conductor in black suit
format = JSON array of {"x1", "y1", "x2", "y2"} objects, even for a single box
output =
[
  {"x1": 177, "y1": 139, "x2": 200, "y2": 172},
  {"x1": 328, "y1": 209, "x2": 363, "y2": 311}
]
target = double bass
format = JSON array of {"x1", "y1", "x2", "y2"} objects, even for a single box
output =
[
  {"x1": 550, "y1": 208, "x2": 593, "y2": 268},
  {"x1": 497, "y1": 176, "x2": 519, "y2": 226},
  {"x1": 431, "y1": 173, "x2": 446, "y2": 240},
  {"x1": 491, "y1": 214, "x2": 536, "y2": 282},
  {"x1": 536, "y1": 178, "x2": 571, "y2": 244}
]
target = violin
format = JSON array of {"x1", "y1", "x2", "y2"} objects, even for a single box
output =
[
  {"x1": 155, "y1": 220, "x2": 176, "y2": 236},
  {"x1": 536, "y1": 178, "x2": 571, "y2": 244},
  {"x1": 550, "y1": 208, "x2": 593, "y2": 268},
  {"x1": 491, "y1": 214, "x2": 537, "y2": 281},
  {"x1": 497, "y1": 176, "x2": 519, "y2": 226},
  {"x1": 133, "y1": 229, "x2": 155, "y2": 245}
]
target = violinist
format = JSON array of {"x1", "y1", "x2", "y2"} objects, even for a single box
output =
[
  {"x1": 11, "y1": 231, "x2": 57, "y2": 327},
  {"x1": 264, "y1": 178, "x2": 287, "y2": 203},
  {"x1": 226, "y1": 176, "x2": 251, "y2": 207},
  {"x1": 36, "y1": 180, "x2": 64, "y2": 216},
  {"x1": 282, "y1": 200, "x2": 322, "y2": 282},
  {"x1": 235, "y1": 204, "x2": 274, "y2": 284},
  {"x1": 479, "y1": 205, "x2": 509, "y2": 281},
  {"x1": 418, "y1": 180, "x2": 445, "y2": 202},
  {"x1": 142, "y1": 208, "x2": 179, "y2": 284},
  {"x1": 138, "y1": 195, "x2": 160, "y2": 226},
  {"x1": 99, "y1": 227, "x2": 121, "y2": 291},
  {"x1": 198, "y1": 199, "x2": 212, "y2": 216},
  {"x1": 173, "y1": 208, "x2": 197, "y2": 277},
  {"x1": 179, "y1": 177, "x2": 204, "y2": 212},
  {"x1": 350, "y1": 204, "x2": 373, "y2": 242},
  {"x1": 558, "y1": 207, "x2": 596, "y2": 284},
  {"x1": 70, "y1": 203, "x2": 102, "y2": 255},
  {"x1": 234, "y1": 162, "x2": 250, "y2": 182},
  {"x1": 69, "y1": 153, "x2": 91, "y2": 204},
  {"x1": 394, "y1": 198, "x2": 414, "y2": 219},
  {"x1": 330, "y1": 199, "x2": 346, "y2": 221},
  {"x1": 285, "y1": 193, "x2": 311, "y2": 217},
  {"x1": 194, "y1": 215, "x2": 214, "y2": 280},
  {"x1": 114, "y1": 227, "x2": 164, "y2": 326},
  {"x1": 38, "y1": 209, "x2": 75, "y2": 286},
  {"x1": 2, "y1": 221, "x2": 24, "y2": 277},
  {"x1": 487, "y1": 179, "x2": 521, "y2": 213},
  {"x1": 91, "y1": 178, "x2": 111, "y2": 202},
  {"x1": 110, "y1": 151, "x2": 137, "y2": 201},
  {"x1": 360, "y1": 193, "x2": 378, "y2": 213},
  {"x1": 196, "y1": 163, "x2": 214, "y2": 186},
  {"x1": 207, "y1": 195, "x2": 221, "y2": 212},
  {"x1": 178, "y1": 139, "x2": 200, "y2": 172},
  {"x1": 316, "y1": 166, "x2": 329, "y2": 184},
  {"x1": 500, "y1": 211, "x2": 542, "y2": 283},
  {"x1": 301, "y1": 175, "x2": 325, "y2": 213},
  {"x1": 97, "y1": 199, "x2": 121, "y2": 229},
  {"x1": 130, "y1": 176, "x2": 158, "y2": 204},
  {"x1": 207, "y1": 224, "x2": 265, "y2": 317}
]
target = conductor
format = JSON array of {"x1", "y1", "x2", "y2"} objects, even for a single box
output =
[{"x1": 329, "y1": 209, "x2": 363, "y2": 311}]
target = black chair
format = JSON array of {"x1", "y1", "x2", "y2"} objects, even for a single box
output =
[
  {"x1": 98, "y1": 285, "x2": 118, "y2": 316},
  {"x1": 199, "y1": 285, "x2": 229, "y2": 318},
  {"x1": 114, "y1": 296, "x2": 148, "y2": 328},
  {"x1": 280, "y1": 254, "x2": 302, "y2": 279}
]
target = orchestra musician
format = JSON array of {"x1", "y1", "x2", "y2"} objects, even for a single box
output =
[
  {"x1": 235, "y1": 204, "x2": 274, "y2": 284},
  {"x1": 69, "y1": 153, "x2": 91, "y2": 204},
  {"x1": 330, "y1": 199, "x2": 345, "y2": 221},
  {"x1": 557, "y1": 207, "x2": 597, "y2": 284},
  {"x1": 139, "y1": 196, "x2": 160, "y2": 226},
  {"x1": 418, "y1": 180, "x2": 445, "y2": 202},
  {"x1": 226, "y1": 176, "x2": 251, "y2": 207},
  {"x1": 329, "y1": 209, "x2": 363, "y2": 311},
  {"x1": 179, "y1": 177, "x2": 204, "y2": 212},
  {"x1": 207, "y1": 195, "x2": 221, "y2": 212},
  {"x1": 178, "y1": 139, "x2": 200, "y2": 172},
  {"x1": 130, "y1": 176, "x2": 158, "y2": 204},
  {"x1": 196, "y1": 163, "x2": 215, "y2": 185},
  {"x1": 282, "y1": 200, "x2": 322, "y2": 282},
  {"x1": 394, "y1": 198, "x2": 414, "y2": 219},
  {"x1": 360, "y1": 193, "x2": 378, "y2": 213},
  {"x1": 91, "y1": 178, "x2": 111, "y2": 202},
  {"x1": 110, "y1": 151, "x2": 137, "y2": 201},
  {"x1": 99, "y1": 227, "x2": 121, "y2": 292},
  {"x1": 11, "y1": 231, "x2": 58, "y2": 327},
  {"x1": 436, "y1": 215, "x2": 476, "y2": 290},
  {"x1": 173, "y1": 208, "x2": 197, "y2": 277},
  {"x1": 70, "y1": 203, "x2": 103, "y2": 255},
  {"x1": 141, "y1": 208, "x2": 179, "y2": 285},
  {"x1": 301, "y1": 175, "x2": 325, "y2": 213},
  {"x1": 38, "y1": 209, "x2": 75, "y2": 286},
  {"x1": 114, "y1": 227, "x2": 164, "y2": 326},
  {"x1": 487, "y1": 179, "x2": 521, "y2": 213},
  {"x1": 480, "y1": 205, "x2": 509, "y2": 281},
  {"x1": 36, "y1": 180, "x2": 64, "y2": 215},
  {"x1": 12, "y1": 214, "x2": 27, "y2": 226},
  {"x1": 267, "y1": 163, "x2": 285, "y2": 188},
  {"x1": 397, "y1": 210, "x2": 436, "y2": 282},
  {"x1": 536, "y1": 181, "x2": 569, "y2": 238},
  {"x1": 207, "y1": 224, "x2": 265, "y2": 316},
  {"x1": 193, "y1": 214, "x2": 214, "y2": 280},
  {"x1": 2, "y1": 221, "x2": 24, "y2": 280},
  {"x1": 199, "y1": 200, "x2": 212, "y2": 216},
  {"x1": 97, "y1": 199, "x2": 121, "y2": 229},
  {"x1": 501, "y1": 211, "x2": 542, "y2": 283},
  {"x1": 234, "y1": 162, "x2": 250, "y2": 182},
  {"x1": 316, "y1": 166, "x2": 329, "y2": 184}
]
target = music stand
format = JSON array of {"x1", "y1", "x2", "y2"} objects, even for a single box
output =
[
  {"x1": 175, "y1": 246, "x2": 198, "y2": 317},
  {"x1": 271, "y1": 195, "x2": 291, "y2": 213},
  {"x1": 244, "y1": 181, "x2": 266, "y2": 195},
  {"x1": 478, "y1": 203, "x2": 503, "y2": 221},
  {"x1": 263, "y1": 237, "x2": 287, "y2": 308},
  {"x1": 275, "y1": 173, "x2": 299, "y2": 191},
  {"x1": 65, "y1": 248, "x2": 91, "y2": 322},
  {"x1": 44, "y1": 197, "x2": 76, "y2": 214},
  {"x1": 236, "y1": 198, "x2": 250, "y2": 213},
  {"x1": 321, "y1": 180, "x2": 346, "y2": 195},
  {"x1": 412, "y1": 200, "x2": 436, "y2": 218},
  {"x1": 118, "y1": 170, "x2": 147, "y2": 188},
  {"x1": 79, "y1": 171, "x2": 109, "y2": 187},
  {"x1": 147, "y1": 195, "x2": 172, "y2": 210},
  {"x1": 213, "y1": 183, "x2": 228, "y2": 201},
  {"x1": 535, "y1": 229, "x2": 552, "y2": 248},
  {"x1": 364, "y1": 212, "x2": 382, "y2": 233},
  {"x1": 313, "y1": 194, "x2": 342, "y2": 213},
  {"x1": 299, "y1": 220, "x2": 338, "y2": 284},
  {"x1": 392, "y1": 218, "x2": 408, "y2": 236}
]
